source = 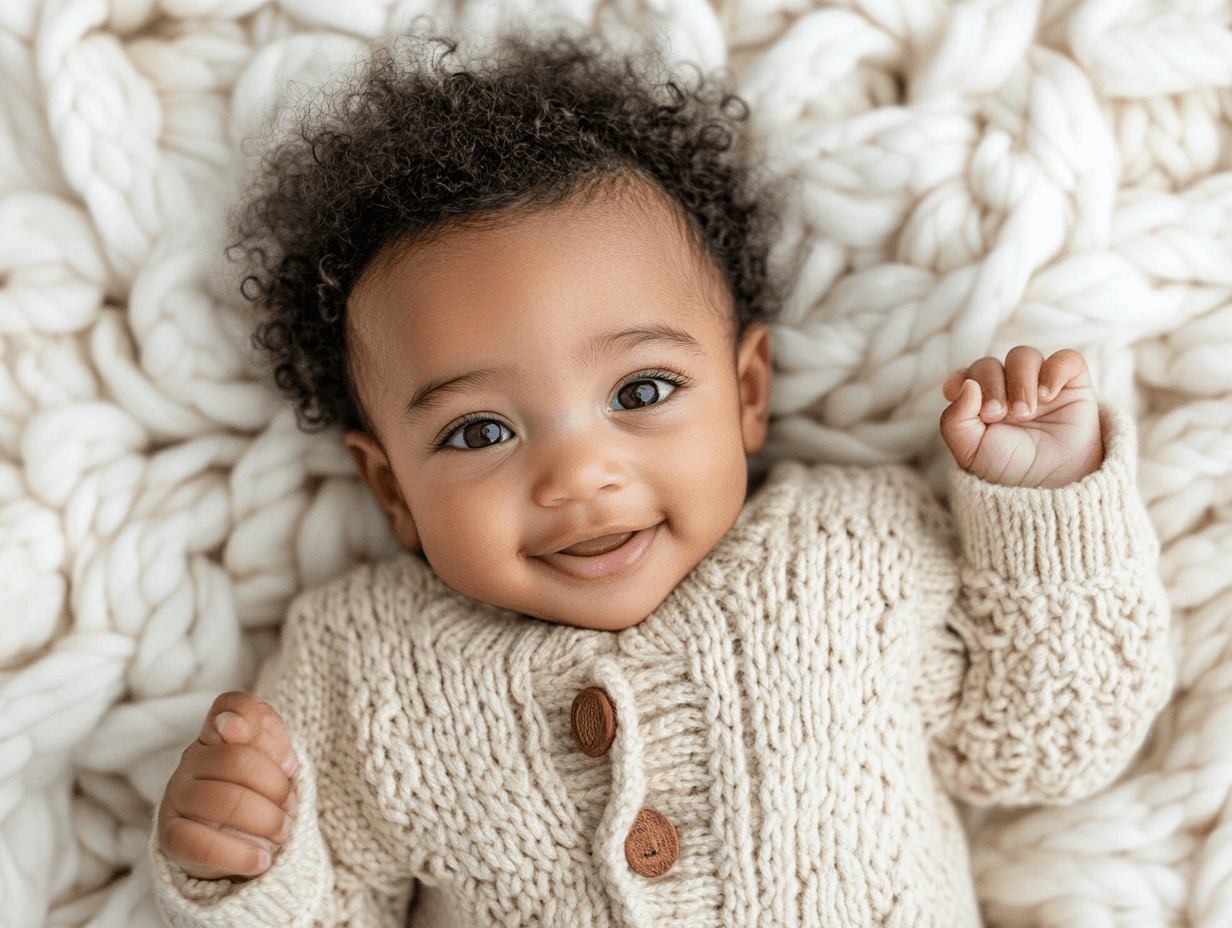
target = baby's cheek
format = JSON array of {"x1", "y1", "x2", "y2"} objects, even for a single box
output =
[
  {"x1": 665, "y1": 427, "x2": 747, "y2": 538},
  {"x1": 415, "y1": 490, "x2": 516, "y2": 588}
]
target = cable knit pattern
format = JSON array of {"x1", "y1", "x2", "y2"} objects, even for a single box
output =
[{"x1": 150, "y1": 402, "x2": 1171, "y2": 928}]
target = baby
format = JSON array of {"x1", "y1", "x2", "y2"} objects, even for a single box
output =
[{"x1": 150, "y1": 26, "x2": 1173, "y2": 928}]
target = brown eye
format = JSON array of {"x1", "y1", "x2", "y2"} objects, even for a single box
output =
[
  {"x1": 444, "y1": 419, "x2": 513, "y2": 449},
  {"x1": 613, "y1": 377, "x2": 677, "y2": 411}
]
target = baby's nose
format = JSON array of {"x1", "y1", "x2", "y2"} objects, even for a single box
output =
[{"x1": 531, "y1": 434, "x2": 629, "y2": 507}]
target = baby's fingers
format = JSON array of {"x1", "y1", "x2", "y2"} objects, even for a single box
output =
[
  {"x1": 939, "y1": 378, "x2": 986, "y2": 469},
  {"x1": 174, "y1": 779, "x2": 292, "y2": 845},
  {"x1": 190, "y1": 743, "x2": 297, "y2": 813},
  {"x1": 948, "y1": 357, "x2": 1009, "y2": 421},
  {"x1": 1004, "y1": 346, "x2": 1044, "y2": 418},
  {"x1": 1037, "y1": 348, "x2": 1091, "y2": 401},
  {"x1": 161, "y1": 816, "x2": 273, "y2": 880},
  {"x1": 200, "y1": 692, "x2": 298, "y2": 778}
]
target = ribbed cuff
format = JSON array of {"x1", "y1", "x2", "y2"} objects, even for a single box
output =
[
  {"x1": 946, "y1": 402, "x2": 1160, "y2": 584},
  {"x1": 150, "y1": 736, "x2": 331, "y2": 928}
]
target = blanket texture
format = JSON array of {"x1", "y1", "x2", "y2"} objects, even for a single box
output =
[{"x1": 2, "y1": 1, "x2": 1230, "y2": 926}]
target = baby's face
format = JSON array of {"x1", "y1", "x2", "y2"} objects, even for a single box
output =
[{"x1": 345, "y1": 178, "x2": 771, "y2": 630}]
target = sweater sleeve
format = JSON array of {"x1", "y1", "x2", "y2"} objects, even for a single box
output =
[
  {"x1": 149, "y1": 568, "x2": 416, "y2": 928},
  {"x1": 915, "y1": 401, "x2": 1174, "y2": 806}
]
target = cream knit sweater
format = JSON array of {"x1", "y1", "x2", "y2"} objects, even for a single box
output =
[{"x1": 150, "y1": 402, "x2": 1173, "y2": 928}]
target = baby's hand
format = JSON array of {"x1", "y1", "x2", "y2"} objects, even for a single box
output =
[
  {"x1": 157, "y1": 692, "x2": 299, "y2": 881},
  {"x1": 939, "y1": 347, "x2": 1103, "y2": 488}
]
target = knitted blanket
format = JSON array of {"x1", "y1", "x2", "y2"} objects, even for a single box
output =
[{"x1": 3, "y1": 1, "x2": 1230, "y2": 926}]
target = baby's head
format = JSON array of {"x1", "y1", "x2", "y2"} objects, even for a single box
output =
[{"x1": 235, "y1": 27, "x2": 787, "y2": 629}]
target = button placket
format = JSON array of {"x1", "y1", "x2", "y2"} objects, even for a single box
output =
[{"x1": 577, "y1": 658, "x2": 679, "y2": 928}]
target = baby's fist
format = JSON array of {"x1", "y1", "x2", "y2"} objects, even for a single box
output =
[
  {"x1": 158, "y1": 692, "x2": 300, "y2": 881},
  {"x1": 940, "y1": 347, "x2": 1103, "y2": 488}
]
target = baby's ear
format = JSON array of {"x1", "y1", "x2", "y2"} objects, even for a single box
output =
[
  {"x1": 345, "y1": 431, "x2": 421, "y2": 551},
  {"x1": 736, "y1": 323, "x2": 772, "y2": 454}
]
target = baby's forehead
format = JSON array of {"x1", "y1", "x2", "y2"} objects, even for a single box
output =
[{"x1": 350, "y1": 175, "x2": 734, "y2": 334}]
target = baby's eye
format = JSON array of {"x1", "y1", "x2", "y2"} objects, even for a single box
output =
[
  {"x1": 443, "y1": 418, "x2": 514, "y2": 450},
  {"x1": 611, "y1": 376, "x2": 679, "y2": 411}
]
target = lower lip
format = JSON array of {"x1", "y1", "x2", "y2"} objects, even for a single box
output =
[{"x1": 539, "y1": 524, "x2": 659, "y2": 579}]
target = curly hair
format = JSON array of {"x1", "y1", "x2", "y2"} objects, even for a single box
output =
[{"x1": 233, "y1": 24, "x2": 788, "y2": 433}]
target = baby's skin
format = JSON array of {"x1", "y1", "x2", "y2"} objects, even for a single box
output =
[{"x1": 157, "y1": 182, "x2": 1105, "y2": 882}]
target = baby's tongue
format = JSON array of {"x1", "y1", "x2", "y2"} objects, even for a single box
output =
[{"x1": 558, "y1": 531, "x2": 634, "y2": 557}]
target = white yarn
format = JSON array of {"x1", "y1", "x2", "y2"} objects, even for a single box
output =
[
  {"x1": 223, "y1": 413, "x2": 319, "y2": 627},
  {"x1": 279, "y1": 0, "x2": 396, "y2": 38},
  {"x1": 89, "y1": 310, "x2": 218, "y2": 438},
  {"x1": 714, "y1": 0, "x2": 809, "y2": 50},
  {"x1": 126, "y1": 248, "x2": 279, "y2": 431},
  {"x1": 1, "y1": 1, "x2": 39, "y2": 39},
  {"x1": 0, "y1": 492, "x2": 65, "y2": 667},
  {"x1": 39, "y1": 0, "x2": 201, "y2": 282},
  {"x1": 1158, "y1": 518, "x2": 1232, "y2": 609},
  {"x1": 1189, "y1": 790, "x2": 1232, "y2": 927},
  {"x1": 606, "y1": 0, "x2": 728, "y2": 74},
  {"x1": 1, "y1": 779, "x2": 77, "y2": 928},
  {"x1": 20, "y1": 401, "x2": 145, "y2": 509},
  {"x1": 0, "y1": 193, "x2": 108, "y2": 335},
  {"x1": 911, "y1": 0, "x2": 1040, "y2": 102},
  {"x1": 3, "y1": 0, "x2": 1232, "y2": 925},
  {"x1": 123, "y1": 19, "x2": 253, "y2": 202},
  {"x1": 1068, "y1": 0, "x2": 1232, "y2": 98},
  {"x1": 65, "y1": 862, "x2": 166, "y2": 928},
  {"x1": 1112, "y1": 90, "x2": 1229, "y2": 189},
  {"x1": 0, "y1": 332, "x2": 99, "y2": 459},
  {"x1": 739, "y1": 9, "x2": 900, "y2": 133},
  {"x1": 1138, "y1": 400, "x2": 1232, "y2": 544},
  {"x1": 1112, "y1": 176, "x2": 1232, "y2": 288},
  {"x1": 158, "y1": 0, "x2": 265, "y2": 19},
  {"x1": 296, "y1": 477, "x2": 401, "y2": 591},
  {"x1": 819, "y1": 0, "x2": 947, "y2": 48},
  {"x1": 0, "y1": 28, "x2": 68, "y2": 199}
]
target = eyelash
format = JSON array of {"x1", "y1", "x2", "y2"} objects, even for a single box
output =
[
  {"x1": 432, "y1": 368, "x2": 690, "y2": 450},
  {"x1": 611, "y1": 369, "x2": 688, "y2": 409},
  {"x1": 433, "y1": 412, "x2": 511, "y2": 451}
]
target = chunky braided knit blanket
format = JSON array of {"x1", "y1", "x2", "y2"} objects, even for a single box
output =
[{"x1": 3, "y1": 1, "x2": 1230, "y2": 926}]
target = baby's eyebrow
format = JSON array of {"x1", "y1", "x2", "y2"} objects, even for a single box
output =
[
  {"x1": 585, "y1": 323, "x2": 704, "y2": 361},
  {"x1": 404, "y1": 370, "x2": 503, "y2": 418}
]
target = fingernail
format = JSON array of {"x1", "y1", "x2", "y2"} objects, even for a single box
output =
[
  {"x1": 984, "y1": 400, "x2": 1003, "y2": 416},
  {"x1": 276, "y1": 815, "x2": 292, "y2": 843},
  {"x1": 286, "y1": 789, "x2": 298, "y2": 816},
  {"x1": 257, "y1": 848, "x2": 271, "y2": 872},
  {"x1": 1039, "y1": 385, "x2": 1052, "y2": 400},
  {"x1": 215, "y1": 712, "x2": 241, "y2": 740},
  {"x1": 1012, "y1": 401, "x2": 1030, "y2": 418},
  {"x1": 282, "y1": 749, "x2": 299, "y2": 777}
]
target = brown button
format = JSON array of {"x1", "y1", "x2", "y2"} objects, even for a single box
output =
[
  {"x1": 570, "y1": 686, "x2": 616, "y2": 757},
  {"x1": 625, "y1": 809, "x2": 678, "y2": 878}
]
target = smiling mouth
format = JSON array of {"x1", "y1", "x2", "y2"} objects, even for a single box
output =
[
  {"x1": 536, "y1": 524, "x2": 660, "y2": 580},
  {"x1": 556, "y1": 531, "x2": 636, "y2": 557}
]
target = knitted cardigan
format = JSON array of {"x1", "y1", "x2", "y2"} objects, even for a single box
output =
[{"x1": 150, "y1": 402, "x2": 1173, "y2": 928}]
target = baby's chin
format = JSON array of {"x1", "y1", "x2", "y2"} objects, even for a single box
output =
[
  {"x1": 498, "y1": 585, "x2": 652, "y2": 630},
  {"x1": 521, "y1": 605, "x2": 661, "y2": 632},
  {"x1": 417, "y1": 565, "x2": 666, "y2": 630},
  {"x1": 510, "y1": 581, "x2": 680, "y2": 632}
]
